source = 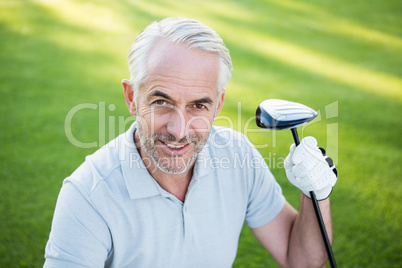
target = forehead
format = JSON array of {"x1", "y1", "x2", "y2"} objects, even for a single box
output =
[{"x1": 144, "y1": 39, "x2": 220, "y2": 93}]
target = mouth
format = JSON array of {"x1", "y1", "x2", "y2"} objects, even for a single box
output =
[
  {"x1": 165, "y1": 143, "x2": 186, "y2": 149},
  {"x1": 158, "y1": 140, "x2": 191, "y2": 155}
]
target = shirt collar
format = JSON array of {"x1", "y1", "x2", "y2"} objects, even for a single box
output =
[
  {"x1": 119, "y1": 121, "x2": 215, "y2": 200},
  {"x1": 119, "y1": 122, "x2": 160, "y2": 199}
]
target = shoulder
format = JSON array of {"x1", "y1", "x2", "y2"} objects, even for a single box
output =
[
  {"x1": 207, "y1": 126, "x2": 263, "y2": 167},
  {"x1": 210, "y1": 125, "x2": 246, "y2": 140},
  {"x1": 200, "y1": 126, "x2": 269, "y2": 176},
  {"x1": 209, "y1": 126, "x2": 254, "y2": 151},
  {"x1": 66, "y1": 134, "x2": 125, "y2": 197}
]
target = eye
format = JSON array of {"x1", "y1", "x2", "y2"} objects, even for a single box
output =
[
  {"x1": 194, "y1": 103, "x2": 206, "y2": 110},
  {"x1": 154, "y1": 100, "x2": 167, "y2": 105}
]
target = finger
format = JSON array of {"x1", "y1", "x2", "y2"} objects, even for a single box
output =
[
  {"x1": 289, "y1": 143, "x2": 296, "y2": 155},
  {"x1": 284, "y1": 155, "x2": 293, "y2": 170},
  {"x1": 307, "y1": 167, "x2": 337, "y2": 190},
  {"x1": 293, "y1": 138, "x2": 322, "y2": 165},
  {"x1": 293, "y1": 162, "x2": 329, "y2": 188},
  {"x1": 285, "y1": 143, "x2": 297, "y2": 168},
  {"x1": 333, "y1": 167, "x2": 338, "y2": 177},
  {"x1": 319, "y1": 147, "x2": 326, "y2": 156},
  {"x1": 324, "y1": 156, "x2": 334, "y2": 167},
  {"x1": 302, "y1": 136, "x2": 318, "y2": 149},
  {"x1": 292, "y1": 158, "x2": 319, "y2": 177}
]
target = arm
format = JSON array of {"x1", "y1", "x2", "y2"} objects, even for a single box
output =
[
  {"x1": 251, "y1": 197, "x2": 332, "y2": 268},
  {"x1": 44, "y1": 181, "x2": 111, "y2": 267},
  {"x1": 252, "y1": 136, "x2": 337, "y2": 267}
]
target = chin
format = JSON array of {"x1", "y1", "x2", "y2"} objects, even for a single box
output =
[{"x1": 156, "y1": 155, "x2": 196, "y2": 175}]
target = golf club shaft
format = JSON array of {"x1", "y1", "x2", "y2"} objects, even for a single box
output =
[
  {"x1": 291, "y1": 128, "x2": 300, "y2": 146},
  {"x1": 290, "y1": 128, "x2": 337, "y2": 268},
  {"x1": 310, "y1": 191, "x2": 337, "y2": 267}
]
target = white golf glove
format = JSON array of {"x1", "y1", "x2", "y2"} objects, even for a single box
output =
[{"x1": 284, "y1": 136, "x2": 338, "y2": 200}]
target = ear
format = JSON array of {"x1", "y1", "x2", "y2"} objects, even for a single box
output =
[
  {"x1": 213, "y1": 88, "x2": 226, "y2": 121},
  {"x1": 122, "y1": 79, "x2": 137, "y2": 116}
]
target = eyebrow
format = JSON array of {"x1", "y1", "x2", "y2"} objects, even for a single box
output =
[
  {"x1": 149, "y1": 90, "x2": 173, "y2": 101},
  {"x1": 193, "y1": 97, "x2": 213, "y2": 105},
  {"x1": 149, "y1": 90, "x2": 213, "y2": 105}
]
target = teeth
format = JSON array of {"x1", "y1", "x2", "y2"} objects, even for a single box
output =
[{"x1": 166, "y1": 143, "x2": 185, "y2": 149}]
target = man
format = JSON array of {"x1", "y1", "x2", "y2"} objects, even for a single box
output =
[{"x1": 45, "y1": 17, "x2": 337, "y2": 267}]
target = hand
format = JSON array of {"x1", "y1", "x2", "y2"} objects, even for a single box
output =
[{"x1": 284, "y1": 136, "x2": 338, "y2": 200}]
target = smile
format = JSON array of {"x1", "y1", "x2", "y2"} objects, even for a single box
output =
[
  {"x1": 166, "y1": 143, "x2": 186, "y2": 149},
  {"x1": 157, "y1": 140, "x2": 191, "y2": 155}
]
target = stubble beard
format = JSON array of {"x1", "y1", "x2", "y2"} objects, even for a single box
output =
[{"x1": 137, "y1": 122, "x2": 209, "y2": 174}]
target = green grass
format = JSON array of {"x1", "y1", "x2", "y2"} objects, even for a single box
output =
[{"x1": 1, "y1": 0, "x2": 401, "y2": 267}]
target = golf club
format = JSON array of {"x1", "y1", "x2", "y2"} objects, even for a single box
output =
[{"x1": 256, "y1": 99, "x2": 336, "y2": 268}]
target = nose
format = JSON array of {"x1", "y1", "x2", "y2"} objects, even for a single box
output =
[{"x1": 166, "y1": 107, "x2": 189, "y2": 140}]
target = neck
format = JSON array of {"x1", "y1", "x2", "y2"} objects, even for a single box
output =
[{"x1": 134, "y1": 131, "x2": 194, "y2": 202}]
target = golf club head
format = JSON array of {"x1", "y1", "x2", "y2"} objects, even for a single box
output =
[{"x1": 256, "y1": 99, "x2": 317, "y2": 130}]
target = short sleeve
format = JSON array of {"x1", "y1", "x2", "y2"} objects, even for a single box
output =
[
  {"x1": 245, "y1": 147, "x2": 286, "y2": 228},
  {"x1": 44, "y1": 180, "x2": 112, "y2": 267}
]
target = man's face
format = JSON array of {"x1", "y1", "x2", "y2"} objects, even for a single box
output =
[{"x1": 135, "y1": 40, "x2": 224, "y2": 174}]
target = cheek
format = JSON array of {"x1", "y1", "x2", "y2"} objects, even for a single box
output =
[
  {"x1": 138, "y1": 106, "x2": 171, "y2": 131},
  {"x1": 188, "y1": 115, "x2": 214, "y2": 136},
  {"x1": 137, "y1": 105, "x2": 153, "y2": 118},
  {"x1": 137, "y1": 107, "x2": 154, "y2": 131}
]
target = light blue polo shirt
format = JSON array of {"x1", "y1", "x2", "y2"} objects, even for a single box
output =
[{"x1": 44, "y1": 122, "x2": 285, "y2": 267}]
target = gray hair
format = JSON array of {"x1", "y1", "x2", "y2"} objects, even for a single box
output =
[{"x1": 127, "y1": 17, "x2": 233, "y2": 101}]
